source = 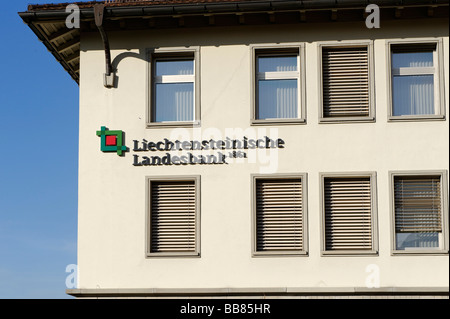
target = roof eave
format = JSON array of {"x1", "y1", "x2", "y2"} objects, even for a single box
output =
[{"x1": 18, "y1": 0, "x2": 450, "y2": 85}]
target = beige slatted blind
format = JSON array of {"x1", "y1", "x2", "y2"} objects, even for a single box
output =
[
  {"x1": 256, "y1": 179, "x2": 303, "y2": 252},
  {"x1": 324, "y1": 177, "x2": 372, "y2": 251},
  {"x1": 322, "y1": 46, "x2": 370, "y2": 118},
  {"x1": 150, "y1": 181, "x2": 196, "y2": 253},
  {"x1": 394, "y1": 176, "x2": 442, "y2": 233}
]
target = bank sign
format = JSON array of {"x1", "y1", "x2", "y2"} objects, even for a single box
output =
[{"x1": 97, "y1": 126, "x2": 285, "y2": 167}]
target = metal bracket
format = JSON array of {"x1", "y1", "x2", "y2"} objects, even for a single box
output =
[{"x1": 94, "y1": 4, "x2": 115, "y2": 88}]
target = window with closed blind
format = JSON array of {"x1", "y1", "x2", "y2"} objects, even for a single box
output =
[
  {"x1": 390, "y1": 171, "x2": 448, "y2": 254},
  {"x1": 320, "y1": 173, "x2": 378, "y2": 255},
  {"x1": 252, "y1": 174, "x2": 308, "y2": 256},
  {"x1": 146, "y1": 176, "x2": 200, "y2": 257},
  {"x1": 319, "y1": 42, "x2": 374, "y2": 123},
  {"x1": 387, "y1": 39, "x2": 445, "y2": 121}
]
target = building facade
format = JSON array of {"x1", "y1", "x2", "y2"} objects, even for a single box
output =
[{"x1": 20, "y1": 0, "x2": 449, "y2": 298}]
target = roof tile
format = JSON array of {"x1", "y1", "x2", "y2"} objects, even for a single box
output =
[{"x1": 28, "y1": 0, "x2": 268, "y2": 11}]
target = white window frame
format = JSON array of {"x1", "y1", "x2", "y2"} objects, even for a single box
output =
[
  {"x1": 387, "y1": 38, "x2": 445, "y2": 121},
  {"x1": 251, "y1": 43, "x2": 306, "y2": 125},
  {"x1": 146, "y1": 47, "x2": 200, "y2": 128}
]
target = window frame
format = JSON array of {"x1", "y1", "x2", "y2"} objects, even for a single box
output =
[
  {"x1": 250, "y1": 44, "x2": 306, "y2": 125},
  {"x1": 318, "y1": 40, "x2": 375, "y2": 124},
  {"x1": 145, "y1": 175, "x2": 201, "y2": 258},
  {"x1": 319, "y1": 172, "x2": 379, "y2": 256},
  {"x1": 251, "y1": 173, "x2": 309, "y2": 257},
  {"x1": 389, "y1": 170, "x2": 449, "y2": 256},
  {"x1": 386, "y1": 38, "x2": 445, "y2": 122},
  {"x1": 146, "y1": 47, "x2": 201, "y2": 128}
]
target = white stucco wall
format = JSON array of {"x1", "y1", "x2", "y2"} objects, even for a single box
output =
[{"x1": 77, "y1": 19, "x2": 449, "y2": 291}]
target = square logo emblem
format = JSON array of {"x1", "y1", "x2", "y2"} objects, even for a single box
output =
[{"x1": 96, "y1": 126, "x2": 127, "y2": 156}]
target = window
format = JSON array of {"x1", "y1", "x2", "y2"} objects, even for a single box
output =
[
  {"x1": 148, "y1": 48, "x2": 200, "y2": 127},
  {"x1": 391, "y1": 172, "x2": 448, "y2": 254},
  {"x1": 252, "y1": 45, "x2": 305, "y2": 124},
  {"x1": 252, "y1": 174, "x2": 308, "y2": 256},
  {"x1": 146, "y1": 176, "x2": 200, "y2": 257},
  {"x1": 321, "y1": 173, "x2": 378, "y2": 255},
  {"x1": 319, "y1": 42, "x2": 374, "y2": 122},
  {"x1": 388, "y1": 41, "x2": 444, "y2": 120}
]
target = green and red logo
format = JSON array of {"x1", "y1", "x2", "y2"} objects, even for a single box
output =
[{"x1": 96, "y1": 126, "x2": 127, "y2": 156}]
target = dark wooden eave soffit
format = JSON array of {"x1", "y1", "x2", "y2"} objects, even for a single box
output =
[{"x1": 18, "y1": 0, "x2": 450, "y2": 84}]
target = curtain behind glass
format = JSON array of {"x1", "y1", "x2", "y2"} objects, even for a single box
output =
[
  {"x1": 258, "y1": 80, "x2": 298, "y2": 119},
  {"x1": 257, "y1": 55, "x2": 298, "y2": 119},
  {"x1": 258, "y1": 56, "x2": 297, "y2": 72},
  {"x1": 392, "y1": 51, "x2": 435, "y2": 116},
  {"x1": 392, "y1": 75, "x2": 434, "y2": 116},
  {"x1": 396, "y1": 233, "x2": 439, "y2": 250},
  {"x1": 392, "y1": 52, "x2": 433, "y2": 68},
  {"x1": 155, "y1": 83, "x2": 194, "y2": 122},
  {"x1": 154, "y1": 60, "x2": 194, "y2": 122},
  {"x1": 156, "y1": 60, "x2": 194, "y2": 76}
]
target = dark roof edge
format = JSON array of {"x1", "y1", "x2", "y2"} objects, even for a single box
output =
[
  {"x1": 19, "y1": 1, "x2": 450, "y2": 22},
  {"x1": 17, "y1": 0, "x2": 448, "y2": 85}
]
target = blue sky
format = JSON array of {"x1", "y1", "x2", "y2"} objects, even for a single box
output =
[{"x1": 0, "y1": 1, "x2": 81, "y2": 299}]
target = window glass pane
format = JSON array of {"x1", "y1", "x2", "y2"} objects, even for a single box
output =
[
  {"x1": 394, "y1": 175, "x2": 442, "y2": 251},
  {"x1": 392, "y1": 52, "x2": 433, "y2": 68},
  {"x1": 392, "y1": 75, "x2": 434, "y2": 116},
  {"x1": 257, "y1": 79, "x2": 298, "y2": 119},
  {"x1": 155, "y1": 60, "x2": 194, "y2": 76},
  {"x1": 396, "y1": 233, "x2": 440, "y2": 250},
  {"x1": 155, "y1": 83, "x2": 194, "y2": 122},
  {"x1": 257, "y1": 56, "x2": 297, "y2": 73}
]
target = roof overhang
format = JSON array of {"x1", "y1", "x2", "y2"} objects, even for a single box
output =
[{"x1": 18, "y1": 0, "x2": 450, "y2": 84}]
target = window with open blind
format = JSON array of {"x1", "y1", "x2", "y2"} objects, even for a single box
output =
[
  {"x1": 256, "y1": 53, "x2": 299, "y2": 120},
  {"x1": 254, "y1": 177, "x2": 306, "y2": 255},
  {"x1": 322, "y1": 176, "x2": 376, "y2": 254},
  {"x1": 321, "y1": 45, "x2": 372, "y2": 120},
  {"x1": 148, "y1": 179, "x2": 199, "y2": 256},
  {"x1": 251, "y1": 45, "x2": 306, "y2": 124},
  {"x1": 147, "y1": 48, "x2": 200, "y2": 127},
  {"x1": 393, "y1": 175, "x2": 444, "y2": 251},
  {"x1": 390, "y1": 43, "x2": 441, "y2": 118},
  {"x1": 153, "y1": 58, "x2": 195, "y2": 122}
]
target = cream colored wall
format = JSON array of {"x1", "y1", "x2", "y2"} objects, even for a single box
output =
[{"x1": 78, "y1": 19, "x2": 449, "y2": 290}]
